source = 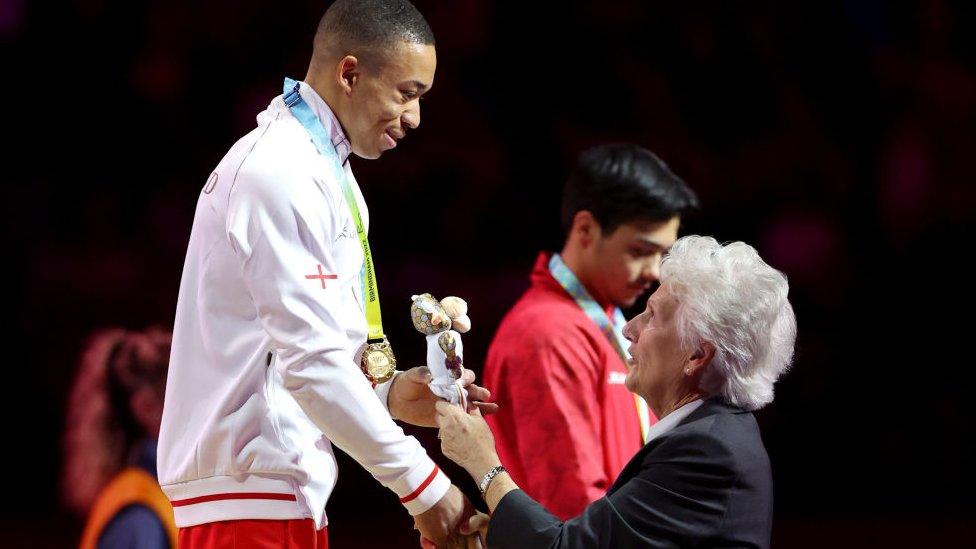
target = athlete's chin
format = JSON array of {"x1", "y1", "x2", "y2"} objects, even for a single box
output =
[
  {"x1": 619, "y1": 286, "x2": 653, "y2": 308},
  {"x1": 352, "y1": 148, "x2": 383, "y2": 160},
  {"x1": 347, "y1": 139, "x2": 384, "y2": 160},
  {"x1": 615, "y1": 293, "x2": 641, "y2": 309}
]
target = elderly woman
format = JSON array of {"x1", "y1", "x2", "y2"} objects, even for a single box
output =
[{"x1": 435, "y1": 236, "x2": 796, "y2": 548}]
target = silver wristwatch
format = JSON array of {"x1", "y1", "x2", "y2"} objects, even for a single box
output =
[{"x1": 478, "y1": 465, "x2": 507, "y2": 498}]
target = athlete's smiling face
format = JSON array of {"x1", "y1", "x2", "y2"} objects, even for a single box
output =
[{"x1": 344, "y1": 41, "x2": 436, "y2": 159}]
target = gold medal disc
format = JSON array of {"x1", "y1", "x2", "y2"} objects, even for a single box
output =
[{"x1": 361, "y1": 340, "x2": 397, "y2": 383}]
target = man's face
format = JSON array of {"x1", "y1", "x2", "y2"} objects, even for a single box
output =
[
  {"x1": 583, "y1": 216, "x2": 680, "y2": 308},
  {"x1": 621, "y1": 284, "x2": 688, "y2": 407},
  {"x1": 346, "y1": 42, "x2": 436, "y2": 159}
]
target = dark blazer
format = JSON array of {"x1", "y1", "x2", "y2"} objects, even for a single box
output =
[{"x1": 487, "y1": 397, "x2": 773, "y2": 548}]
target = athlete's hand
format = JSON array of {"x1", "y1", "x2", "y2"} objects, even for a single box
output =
[
  {"x1": 389, "y1": 367, "x2": 498, "y2": 427},
  {"x1": 420, "y1": 511, "x2": 487, "y2": 549},
  {"x1": 414, "y1": 484, "x2": 475, "y2": 548},
  {"x1": 459, "y1": 512, "x2": 489, "y2": 548}
]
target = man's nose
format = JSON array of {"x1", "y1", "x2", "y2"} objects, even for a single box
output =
[
  {"x1": 640, "y1": 257, "x2": 661, "y2": 283},
  {"x1": 402, "y1": 103, "x2": 420, "y2": 130}
]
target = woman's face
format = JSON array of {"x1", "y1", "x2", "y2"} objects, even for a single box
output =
[{"x1": 621, "y1": 285, "x2": 691, "y2": 416}]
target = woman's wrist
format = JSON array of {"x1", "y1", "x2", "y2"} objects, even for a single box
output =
[
  {"x1": 483, "y1": 471, "x2": 517, "y2": 513},
  {"x1": 467, "y1": 452, "x2": 502, "y2": 483},
  {"x1": 476, "y1": 464, "x2": 507, "y2": 497}
]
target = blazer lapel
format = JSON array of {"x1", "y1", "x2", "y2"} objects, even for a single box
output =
[{"x1": 606, "y1": 397, "x2": 739, "y2": 495}]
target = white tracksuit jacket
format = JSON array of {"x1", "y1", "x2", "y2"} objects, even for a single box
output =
[{"x1": 157, "y1": 81, "x2": 449, "y2": 528}]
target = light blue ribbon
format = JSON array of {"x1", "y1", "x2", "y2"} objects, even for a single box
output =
[
  {"x1": 548, "y1": 254, "x2": 631, "y2": 360},
  {"x1": 548, "y1": 253, "x2": 652, "y2": 441},
  {"x1": 283, "y1": 78, "x2": 375, "y2": 328}
]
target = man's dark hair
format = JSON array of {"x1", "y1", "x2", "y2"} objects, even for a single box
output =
[
  {"x1": 314, "y1": 0, "x2": 434, "y2": 65},
  {"x1": 560, "y1": 144, "x2": 700, "y2": 236}
]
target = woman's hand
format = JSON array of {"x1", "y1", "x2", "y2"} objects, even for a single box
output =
[{"x1": 434, "y1": 400, "x2": 501, "y2": 480}]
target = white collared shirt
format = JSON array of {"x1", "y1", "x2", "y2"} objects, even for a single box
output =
[
  {"x1": 644, "y1": 399, "x2": 705, "y2": 444},
  {"x1": 158, "y1": 81, "x2": 448, "y2": 528}
]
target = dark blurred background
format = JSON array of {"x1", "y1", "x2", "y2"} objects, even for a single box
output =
[{"x1": 2, "y1": 0, "x2": 974, "y2": 546}]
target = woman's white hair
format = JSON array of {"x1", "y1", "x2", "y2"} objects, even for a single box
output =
[{"x1": 661, "y1": 236, "x2": 796, "y2": 411}]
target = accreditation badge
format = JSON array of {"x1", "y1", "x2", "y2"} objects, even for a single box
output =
[{"x1": 361, "y1": 338, "x2": 397, "y2": 383}]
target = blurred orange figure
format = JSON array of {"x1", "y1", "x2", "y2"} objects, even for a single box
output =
[{"x1": 62, "y1": 327, "x2": 176, "y2": 549}]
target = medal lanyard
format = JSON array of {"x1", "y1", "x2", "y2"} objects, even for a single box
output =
[
  {"x1": 283, "y1": 78, "x2": 386, "y2": 343},
  {"x1": 549, "y1": 253, "x2": 652, "y2": 442}
]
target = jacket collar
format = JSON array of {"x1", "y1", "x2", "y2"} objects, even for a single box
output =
[
  {"x1": 607, "y1": 397, "x2": 746, "y2": 494},
  {"x1": 529, "y1": 251, "x2": 616, "y2": 317},
  {"x1": 680, "y1": 395, "x2": 747, "y2": 426},
  {"x1": 295, "y1": 81, "x2": 353, "y2": 165}
]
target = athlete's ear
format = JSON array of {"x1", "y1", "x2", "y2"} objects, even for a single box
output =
[
  {"x1": 336, "y1": 55, "x2": 360, "y2": 95},
  {"x1": 570, "y1": 210, "x2": 601, "y2": 249}
]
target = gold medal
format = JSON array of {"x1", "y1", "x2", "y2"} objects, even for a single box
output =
[{"x1": 361, "y1": 339, "x2": 397, "y2": 383}]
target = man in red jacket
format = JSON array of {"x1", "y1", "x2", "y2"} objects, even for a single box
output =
[{"x1": 483, "y1": 144, "x2": 699, "y2": 519}]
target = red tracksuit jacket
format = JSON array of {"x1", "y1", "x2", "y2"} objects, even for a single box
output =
[{"x1": 484, "y1": 252, "x2": 654, "y2": 520}]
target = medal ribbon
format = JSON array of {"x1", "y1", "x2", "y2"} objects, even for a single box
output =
[
  {"x1": 283, "y1": 78, "x2": 385, "y2": 343},
  {"x1": 548, "y1": 254, "x2": 652, "y2": 443}
]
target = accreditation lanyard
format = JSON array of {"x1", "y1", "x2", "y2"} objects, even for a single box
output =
[
  {"x1": 282, "y1": 78, "x2": 386, "y2": 343},
  {"x1": 548, "y1": 253, "x2": 652, "y2": 443}
]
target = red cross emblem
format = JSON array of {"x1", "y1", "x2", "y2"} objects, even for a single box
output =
[{"x1": 305, "y1": 264, "x2": 338, "y2": 289}]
